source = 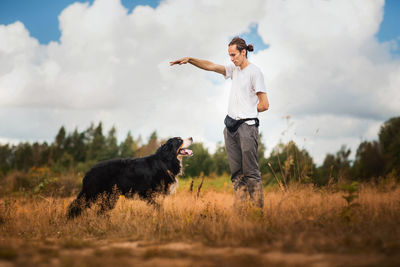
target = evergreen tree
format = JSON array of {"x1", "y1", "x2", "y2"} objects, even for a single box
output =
[
  {"x1": 51, "y1": 126, "x2": 67, "y2": 162},
  {"x1": 84, "y1": 123, "x2": 95, "y2": 144},
  {"x1": 136, "y1": 131, "x2": 159, "y2": 157},
  {"x1": 39, "y1": 142, "x2": 51, "y2": 166},
  {"x1": 86, "y1": 122, "x2": 106, "y2": 161},
  {"x1": 379, "y1": 116, "x2": 400, "y2": 176},
  {"x1": 67, "y1": 128, "x2": 87, "y2": 163},
  {"x1": 103, "y1": 126, "x2": 119, "y2": 159},
  {"x1": 32, "y1": 142, "x2": 50, "y2": 167},
  {"x1": 55, "y1": 126, "x2": 66, "y2": 149},
  {"x1": 0, "y1": 144, "x2": 11, "y2": 175},
  {"x1": 120, "y1": 131, "x2": 136, "y2": 158},
  {"x1": 13, "y1": 143, "x2": 34, "y2": 171}
]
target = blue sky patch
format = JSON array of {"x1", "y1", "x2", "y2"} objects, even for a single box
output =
[
  {"x1": 376, "y1": 0, "x2": 400, "y2": 55},
  {"x1": 0, "y1": 0, "x2": 161, "y2": 44},
  {"x1": 237, "y1": 23, "x2": 269, "y2": 54}
]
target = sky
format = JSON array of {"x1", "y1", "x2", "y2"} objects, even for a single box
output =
[{"x1": 0, "y1": 0, "x2": 399, "y2": 165}]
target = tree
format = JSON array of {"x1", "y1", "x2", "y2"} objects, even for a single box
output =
[
  {"x1": 103, "y1": 126, "x2": 119, "y2": 159},
  {"x1": 120, "y1": 131, "x2": 137, "y2": 158},
  {"x1": 316, "y1": 145, "x2": 351, "y2": 185},
  {"x1": 51, "y1": 126, "x2": 67, "y2": 162},
  {"x1": 379, "y1": 116, "x2": 400, "y2": 176},
  {"x1": 0, "y1": 144, "x2": 11, "y2": 175},
  {"x1": 32, "y1": 142, "x2": 50, "y2": 167},
  {"x1": 267, "y1": 141, "x2": 315, "y2": 185},
  {"x1": 136, "y1": 131, "x2": 159, "y2": 157},
  {"x1": 86, "y1": 122, "x2": 106, "y2": 161},
  {"x1": 257, "y1": 133, "x2": 268, "y2": 174},
  {"x1": 182, "y1": 143, "x2": 213, "y2": 177},
  {"x1": 13, "y1": 143, "x2": 34, "y2": 171},
  {"x1": 352, "y1": 141, "x2": 384, "y2": 181},
  {"x1": 67, "y1": 128, "x2": 87, "y2": 163},
  {"x1": 316, "y1": 154, "x2": 336, "y2": 185},
  {"x1": 212, "y1": 142, "x2": 230, "y2": 175},
  {"x1": 335, "y1": 145, "x2": 352, "y2": 179},
  {"x1": 55, "y1": 126, "x2": 66, "y2": 149}
]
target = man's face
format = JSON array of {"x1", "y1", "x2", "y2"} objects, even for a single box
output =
[{"x1": 228, "y1": 44, "x2": 246, "y2": 66}]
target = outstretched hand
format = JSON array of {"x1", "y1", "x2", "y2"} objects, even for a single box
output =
[{"x1": 170, "y1": 57, "x2": 190, "y2": 66}]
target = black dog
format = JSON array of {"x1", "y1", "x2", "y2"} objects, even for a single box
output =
[{"x1": 67, "y1": 137, "x2": 193, "y2": 218}]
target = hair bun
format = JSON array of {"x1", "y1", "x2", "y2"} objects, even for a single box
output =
[{"x1": 247, "y1": 44, "x2": 254, "y2": 52}]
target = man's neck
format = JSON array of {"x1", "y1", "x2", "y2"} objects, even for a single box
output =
[{"x1": 239, "y1": 59, "x2": 250, "y2": 70}]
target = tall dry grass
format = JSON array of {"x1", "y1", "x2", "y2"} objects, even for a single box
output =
[{"x1": 1, "y1": 181, "x2": 399, "y2": 255}]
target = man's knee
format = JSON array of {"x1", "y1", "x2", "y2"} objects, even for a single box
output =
[{"x1": 242, "y1": 150, "x2": 260, "y2": 178}]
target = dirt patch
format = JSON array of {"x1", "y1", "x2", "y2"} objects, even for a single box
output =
[{"x1": 0, "y1": 239, "x2": 398, "y2": 266}]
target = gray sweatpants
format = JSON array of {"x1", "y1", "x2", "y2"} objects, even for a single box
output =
[{"x1": 224, "y1": 123, "x2": 264, "y2": 208}]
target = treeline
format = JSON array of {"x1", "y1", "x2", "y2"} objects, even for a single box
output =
[
  {"x1": 0, "y1": 117, "x2": 399, "y2": 186},
  {"x1": 0, "y1": 122, "x2": 159, "y2": 175}
]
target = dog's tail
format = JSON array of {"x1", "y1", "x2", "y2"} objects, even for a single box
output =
[{"x1": 67, "y1": 192, "x2": 86, "y2": 219}]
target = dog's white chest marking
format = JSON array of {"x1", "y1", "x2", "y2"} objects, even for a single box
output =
[
  {"x1": 167, "y1": 170, "x2": 178, "y2": 195},
  {"x1": 168, "y1": 180, "x2": 178, "y2": 195}
]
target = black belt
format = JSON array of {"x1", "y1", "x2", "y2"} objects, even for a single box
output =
[{"x1": 224, "y1": 115, "x2": 259, "y2": 133}]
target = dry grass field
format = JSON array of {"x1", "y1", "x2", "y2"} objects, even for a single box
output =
[{"x1": 0, "y1": 176, "x2": 399, "y2": 266}]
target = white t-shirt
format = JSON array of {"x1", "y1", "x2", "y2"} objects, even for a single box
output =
[{"x1": 224, "y1": 63, "x2": 267, "y2": 124}]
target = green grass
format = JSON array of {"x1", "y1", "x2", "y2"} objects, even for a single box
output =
[{"x1": 178, "y1": 174, "x2": 233, "y2": 193}]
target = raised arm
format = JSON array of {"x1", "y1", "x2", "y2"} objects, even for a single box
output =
[{"x1": 170, "y1": 57, "x2": 226, "y2": 76}]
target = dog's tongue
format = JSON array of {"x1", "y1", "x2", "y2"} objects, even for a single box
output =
[{"x1": 179, "y1": 148, "x2": 193, "y2": 156}]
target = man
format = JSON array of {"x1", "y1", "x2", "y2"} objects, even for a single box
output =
[{"x1": 170, "y1": 37, "x2": 269, "y2": 208}]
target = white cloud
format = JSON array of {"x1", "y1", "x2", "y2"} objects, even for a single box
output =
[
  {"x1": 252, "y1": 0, "x2": 400, "y2": 163},
  {"x1": 0, "y1": 0, "x2": 399, "y2": 165}
]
